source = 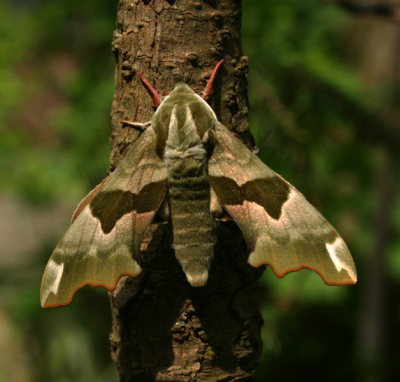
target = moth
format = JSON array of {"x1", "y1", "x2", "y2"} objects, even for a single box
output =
[{"x1": 40, "y1": 60, "x2": 357, "y2": 308}]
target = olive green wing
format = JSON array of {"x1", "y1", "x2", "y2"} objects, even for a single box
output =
[
  {"x1": 41, "y1": 127, "x2": 167, "y2": 307},
  {"x1": 209, "y1": 123, "x2": 356, "y2": 285}
]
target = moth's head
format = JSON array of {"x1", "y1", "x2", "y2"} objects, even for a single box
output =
[
  {"x1": 156, "y1": 82, "x2": 216, "y2": 118},
  {"x1": 160, "y1": 83, "x2": 202, "y2": 107},
  {"x1": 169, "y1": 83, "x2": 195, "y2": 96}
]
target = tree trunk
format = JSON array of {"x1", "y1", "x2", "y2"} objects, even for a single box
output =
[{"x1": 108, "y1": 1, "x2": 264, "y2": 381}]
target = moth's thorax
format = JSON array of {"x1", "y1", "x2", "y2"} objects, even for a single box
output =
[
  {"x1": 152, "y1": 83, "x2": 217, "y2": 158},
  {"x1": 164, "y1": 103, "x2": 207, "y2": 178}
]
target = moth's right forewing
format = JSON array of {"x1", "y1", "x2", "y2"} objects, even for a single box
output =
[
  {"x1": 209, "y1": 123, "x2": 357, "y2": 286},
  {"x1": 40, "y1": 127, "x2": 168, "y2": 308}
]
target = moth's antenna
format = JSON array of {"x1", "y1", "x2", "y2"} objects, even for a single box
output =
[
  {"x1": 202, "y1": 59, "x2": 225, "y2": 100},
  {"x1": 138, "y1": 72, "x2": 162, "y2": 108}
]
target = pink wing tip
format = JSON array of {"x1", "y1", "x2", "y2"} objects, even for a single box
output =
[
  {"x1": 252, "y1": 260, "x2": 357, "y2": 286},
  {"x1": 41, "y1": 270, "x2": 141, "y2": 309}
]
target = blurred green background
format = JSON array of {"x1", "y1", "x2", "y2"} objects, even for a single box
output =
[{"x1": 1, "y1": 0, "x2": 399, "y2": 381}]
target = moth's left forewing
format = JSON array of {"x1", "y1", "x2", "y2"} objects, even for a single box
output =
[
  {"x1": 209, "y1": 123, "x2": 357, "y2": 286},
  {"x1": 41, "y1": 127, "x2": 168, "y2": 308},
  {"x1": 40, "y1": 204, "x2": 142, "y2": 308},
  {"x1": 71, "y1": 175, "x2": 110, "y2": 223}
]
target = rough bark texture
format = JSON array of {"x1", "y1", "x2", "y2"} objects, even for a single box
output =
[{"x1": 108, "y1": 1, "x2": 264, "y2": 381}]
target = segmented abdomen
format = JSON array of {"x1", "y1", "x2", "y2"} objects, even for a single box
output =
[{"x1": 167, "y1": 166, "x2": 216, "y2": 287}]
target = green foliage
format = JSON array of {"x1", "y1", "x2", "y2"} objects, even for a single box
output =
[
  {"x1": 1, "y1": 0, "x2": 400, "y2": 381},
  {"x1": 0, "y1": 0, "x2": 114, "y2": 204},
  {"x1": 0, "y1": 0, "x2": 118, "y2": 380}
]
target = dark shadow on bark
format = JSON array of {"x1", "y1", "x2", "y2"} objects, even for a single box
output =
[{"x1": 111, "y1": 223, "x2": 264, "y2": 382}]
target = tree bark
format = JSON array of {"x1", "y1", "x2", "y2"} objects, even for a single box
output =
[{"x1": 108, "y1": 1, "x2": 263, "y2": 381}]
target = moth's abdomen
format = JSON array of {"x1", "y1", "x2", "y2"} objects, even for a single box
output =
[
  {"x1": 168, "y1": 174, "x2": 216, "y2": 287},
  {"x1": 163, "y1": 102, "x2": 216, "y2": 287}
]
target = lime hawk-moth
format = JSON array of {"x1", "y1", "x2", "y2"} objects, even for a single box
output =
[{"x1": 40, "y1": 60, "x2": 357, "y2": 308}]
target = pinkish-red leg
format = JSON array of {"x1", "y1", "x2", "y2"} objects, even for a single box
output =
[
  {"x1": 120, "y1": 120, "x2": 151, "y2": 130},
  {"x1": 202, "y1": 59, "x2": 225, "y2": 100},
  {"x1": 138, "y1": 72, "x2": 162, "y2": 108}
]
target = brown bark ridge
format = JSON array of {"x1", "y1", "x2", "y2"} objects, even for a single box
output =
[{"x1": 109, "y1": 1, "x2": 264, "y2": 381}]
